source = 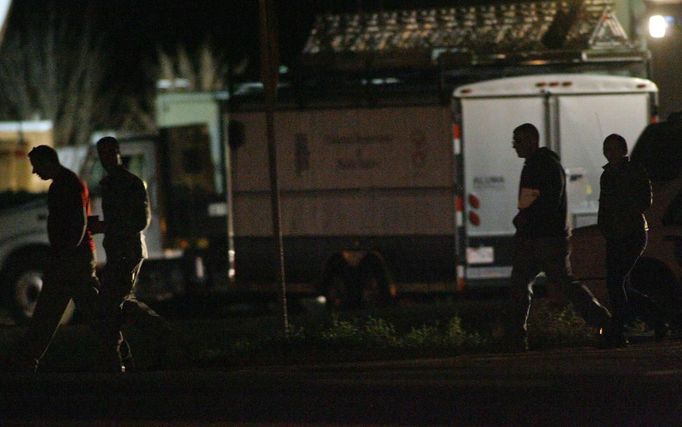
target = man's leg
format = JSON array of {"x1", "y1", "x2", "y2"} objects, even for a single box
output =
[
  {"x1": 121, "y1": 259, "x2": 175, "y2": 368},
  {"x1": 99, "y1": 259, "x2": 136, "y2": 369},
  {"x1": 539, "y1": 237, "x2": 611, "y2": 330},
  {"x1": 606, "y1": 232, "x2": 646, "y2": 335},
  {"x1": 68, "y1": 256, "x2": 124, "y2": 372},
  {"x1": 16, "y1": 261, "x2": 70, "y2": 371},
  {"x1": 508, "y1": 236, "x2": 541, "y2": 350},
  {"x1": 121, "y1": 259, "x2": 168, "y2": 332}
]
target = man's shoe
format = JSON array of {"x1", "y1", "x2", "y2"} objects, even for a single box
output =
[{"x1": 119, "y1": 340, "x2": 135, "y2": 373}]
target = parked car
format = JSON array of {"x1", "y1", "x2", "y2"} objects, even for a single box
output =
[{"x1": 570, "y1": 114, "x2": 682, "y2": 330}]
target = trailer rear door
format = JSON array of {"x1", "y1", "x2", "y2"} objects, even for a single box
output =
[
  {"x1": 460, "y1": 97, "x2": 546, "y2": 238},
  {"x1": 454, "y1": 74, "x2": 657, "y2": 287},
  {"x1": 557, "y1": 92, "x2": 651, "y2": 227}
]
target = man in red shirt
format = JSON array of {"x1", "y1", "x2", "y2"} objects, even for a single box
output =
[{"x1": 10, "y1": 145, "x2": 121, "y2": 372}]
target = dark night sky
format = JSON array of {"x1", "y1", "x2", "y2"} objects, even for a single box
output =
[
  {"x1": 1, "y1": 0, "x2": 523, "y2": 121},
  {"x1": 88, "y1": 0, "x2": 468, "y2": 70},
  {"x1": 6, "y1": 0, "x2": 478, "y2": 89}
]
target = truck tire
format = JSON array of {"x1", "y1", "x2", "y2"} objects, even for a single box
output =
[{"x1": 3, "y1": 249, "x2": 74, "y2": 325}]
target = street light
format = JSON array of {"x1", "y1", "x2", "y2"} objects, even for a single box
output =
[{"x1": 649, "y1": 15, "x2": 670, "y2": 38}]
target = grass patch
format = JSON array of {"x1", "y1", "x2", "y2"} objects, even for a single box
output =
[
  {"x1": 198, "y1": 301, "x2": 595, "y2": 368},
  {"x1": 0, "y1": 299, "x2": 600, "y2": 372}
]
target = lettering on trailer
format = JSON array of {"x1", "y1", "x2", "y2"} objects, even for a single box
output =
[
  {"x1": 325, "y1": 134, "x2": 393, "y2": 145},
  {"x1": 473, "y1": 175, "x2": 505, "y2": 189},
  {"x1": 336, "y1": 148, "x2": 380, "y2": 170},
  {"x1": 326, "y1": 133, "x2": 392, "y2": 171}
]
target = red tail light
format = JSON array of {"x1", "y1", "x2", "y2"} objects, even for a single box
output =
[
  {"x1": 468, "y1": 194, "x2": 480, "y2": 209},
  {"x1": 452, "y1": 123, "x2": 461, "y2": 140},
  {"x1": 468, "y1": 211, "x2": 480, "y2": 226},
  {"x1": 455, "y1": 196, "x2": 464, "y2": 212}
]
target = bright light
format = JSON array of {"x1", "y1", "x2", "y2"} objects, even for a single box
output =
[{"x1": 649, "y1": 15, "x2": 669, "y2": 38}]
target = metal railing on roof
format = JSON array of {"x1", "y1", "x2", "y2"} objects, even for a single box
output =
[{"x1": 301, "y1": 0, "x2": 634, "y2": 62}]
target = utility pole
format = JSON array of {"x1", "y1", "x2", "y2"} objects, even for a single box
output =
[{"x1": 258, "y1": 0, "x2": 289, "y2": 336}]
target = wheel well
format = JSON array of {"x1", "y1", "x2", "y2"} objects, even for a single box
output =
[
  {"x1": 319, "y1": 249, "x2": 393, "y2": 300},
  {"x1": 1, "y1": 245, "x2": 51, "y2": 293}
]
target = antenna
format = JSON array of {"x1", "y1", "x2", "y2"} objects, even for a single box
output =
[{"x1": 594, "y1": 112, "x2": 604, "y2": 141}]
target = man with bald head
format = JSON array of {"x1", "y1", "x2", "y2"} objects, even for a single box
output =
[{"x1": 508, "y1": 123, "x2": 612, "y2": 351}]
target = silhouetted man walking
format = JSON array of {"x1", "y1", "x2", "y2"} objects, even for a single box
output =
[
  {"x1": 10, "y1": 145, "x2": 119, "y2": 372},
  {"x1": 89, "y1": 136, "x2": 170, "y2": 370},
  {"x1": 598, "y1": 133, "x2": 652, "y2": 346},
  {"x1": 508, "y1": 123, "x2": 612, "y2": 351}
]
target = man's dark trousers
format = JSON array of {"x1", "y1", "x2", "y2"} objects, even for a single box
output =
[
  {"x1": 510, "y1": 235, "x2": 612, "y2": 341},
  {"x1": 606, "y1": 230, "x2": 646, "y2": 332},
  {"x1": 21, "y1": 248, "x2": 119, "y2": 370},
  {"x1": 99, "y1": 253, "x2": 168, "y2": 365}
]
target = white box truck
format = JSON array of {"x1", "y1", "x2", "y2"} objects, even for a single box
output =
[{"x1": 453, "y1": 74, "x2": 658, "y2": 288}]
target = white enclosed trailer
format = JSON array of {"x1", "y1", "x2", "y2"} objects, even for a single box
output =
[{"x1": 453, "y1": 74, "x2": 658, "y2": 287}]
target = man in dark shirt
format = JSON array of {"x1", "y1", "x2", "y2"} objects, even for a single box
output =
[
  {"x1": 12, "y1": 145, "x2": 119, "y2": 372},
  {"x1": 89, "y1": 136, "x2": 169, "y2": 370},
  {"x1": 508, "y1": 123, "x2": 612, "y2": 351},
  {"x1": 598, "y1": 133, "x2": 652, "y2": 346}
]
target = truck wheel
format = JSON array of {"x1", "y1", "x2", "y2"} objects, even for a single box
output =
[
  {"x1": 4, "y1": 253, "x2": 74, "y2": 325},
  {"x1": 6, "y1": 259, "x2": 44, "y2": 324}
]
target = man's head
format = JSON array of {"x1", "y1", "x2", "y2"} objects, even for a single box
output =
[
  {"x1": 512, "y1": 123, "x2": 540, "y2": 159},
  {"x1": 603, "y1": 133, "x2": 628, "y2": 165},
  {"x1": 28, "y1": 145, "x2": 61, "y2": 180},
  {"x1": 96, "y1": 136, "x2": 122, "y2": 173}
]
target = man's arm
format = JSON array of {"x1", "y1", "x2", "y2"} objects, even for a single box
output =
[
  {"x1": 632, "y1": 164, "x2": 653, "y2": 214},
  {"x1": 131, "y1": 178, "x2": 151, "y2": 232},
  {"x1": 52, "y1": 181, "x2": 87, "y2": 253},
  {"x1": 520, "y1": 161, "x2": 562, "y2": 214}
]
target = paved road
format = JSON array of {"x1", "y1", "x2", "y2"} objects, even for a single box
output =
[{"x1": 3, "y1": 340, "x2": 682, "y2": 425}]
